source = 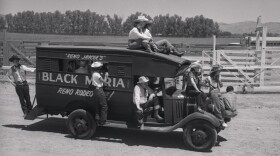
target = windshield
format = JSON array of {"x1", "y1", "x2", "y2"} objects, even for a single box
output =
[{"x1": 164, "y1": 77, "x2": 184, "y2": 97}]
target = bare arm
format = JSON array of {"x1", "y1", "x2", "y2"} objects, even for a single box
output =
[
  {"x1": 133, "y1": 86, "x2": 142, "y2": 111},
  {"x1": 22, "y1": 65, "x2": 36, "y2": 72}
]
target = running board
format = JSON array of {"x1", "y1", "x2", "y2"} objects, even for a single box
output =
[
  {"x1": 101, "y1": 120, "x2": 176, "y2": 133},
  {"x1": 24, "y1": 105, "x2": 45, "y2": 120}
]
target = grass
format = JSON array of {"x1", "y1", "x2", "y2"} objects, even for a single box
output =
[{"x1": 0, "y1": 32, "x2": 241, "y2": 45}]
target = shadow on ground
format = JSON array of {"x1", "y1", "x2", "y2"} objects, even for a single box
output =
[{"x1": 2, "y1": 117, "x2": 226, "y2": 152}]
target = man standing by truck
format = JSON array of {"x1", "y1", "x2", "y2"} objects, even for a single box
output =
[
  {"x1": 6, "y1": 55, "x2": 36, "y2": 117},
  {"x1": 91, "y1": 62, "x2": 109, "y2": 125}
]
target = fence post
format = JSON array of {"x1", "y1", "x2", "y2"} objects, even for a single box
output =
[
  {"x1": 3, "y1": 22, "x2": 9, "y2": 66},
  {"x1": 259, "y1": 26, "x2": 267, "y2": 86},
  {"x1": 212, "y1": 35, "x2": 216, "y2": 65}
]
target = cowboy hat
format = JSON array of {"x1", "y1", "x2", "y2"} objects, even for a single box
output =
[
  {"x1": 210, "y1": 64, "x2": 223, "y2": 74},
  {"x1": 189, "y1": 61, "x2": 202, "y2": 69},
  {"x1": 91, "y1": 62, "x2": 103, "y2": 68},
  {"x1": 137, "y1": 76, "x2": 149, "y2": 84},
  {"x1": 145, "y1": 20, "x2": 153, "y2": 25},
  {"x1": 9, "y1": 55, "x2": 21, "y2": 62},
  {"x1": 134, "y1": 15, "x2": 149, "y2": 23}
]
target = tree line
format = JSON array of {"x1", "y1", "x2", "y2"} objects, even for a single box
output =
[{"x1": 0, "y1": 10, "x2": 222, "y2": 37}]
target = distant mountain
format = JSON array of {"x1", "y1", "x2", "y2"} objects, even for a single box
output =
[{"x1": 219, "y1": 21, "x2": 280, "y2": 34}]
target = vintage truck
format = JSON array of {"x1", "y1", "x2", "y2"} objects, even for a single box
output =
[{"x1": 26, "y1": 45, "x2": 222, "y2": 151}]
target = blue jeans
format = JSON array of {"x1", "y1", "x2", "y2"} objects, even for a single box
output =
[
  {"x1": 94, "y1": 88, "x2": 108, "y2": 122},
  {"x1": 155, "y1": 39, "x2": 174, "y2": 49}
]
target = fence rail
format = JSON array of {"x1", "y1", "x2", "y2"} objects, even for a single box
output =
[{"x1": 202, "y1": 48, "x2": 280, "y2": 87}]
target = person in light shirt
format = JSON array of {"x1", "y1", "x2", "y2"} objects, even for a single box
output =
[
  {"x1": 6, "y1": 55, "x2": 36, "y2": 116},
  {"x1": 91, "y1": 62, "x2": 109, "y2": 125},
  {"x1": 128, "y1": 16, "x2": 154, "y2": 53},
  {"x1": 133, "y1": 76, "x2": 163, "y2": 129}
]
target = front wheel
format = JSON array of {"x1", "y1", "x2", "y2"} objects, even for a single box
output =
[
  {"x1": 183, "y1": 120, "x2": 217, "y2": 151},
  {"x1": 66, "y1": 109, "x2": 96, "y2": 139}
]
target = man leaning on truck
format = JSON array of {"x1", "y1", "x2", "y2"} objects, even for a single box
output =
[
  {"x1": 91, "y1": 62, "x2": 109, "y2": 125},
  {"x1": 6, "y1": 55, "x2": 36, "y2": 117}
]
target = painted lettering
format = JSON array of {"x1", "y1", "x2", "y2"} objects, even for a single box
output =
[
  {"x1": 85, "y1": 76, "x2": 93, "y2": 85},
  {"x1": 64, "y1": 74, "x2": 71, "y2": 83},
  {"x1": 42, "y1": 72, "x2": 49, "y2": 81},
  {"x1": 56, "y1": 74, "x2": 63, "y2": 83},
  {"x1": 57, "y1": 87, "x2": 74, "y2": 95},
  {"x1": 71, "y1": 75, "x2": 78, "y2": 84},
  {"x1": 116, "y1": 78, "x2": 125, "y2": 88},
  {"x1": 75, "y1": 89, "x2": 94, "y2": 97},
  {"x1": 49, "y1": 73, "x2": 56, "y2": 82},
  {"x1": 66, "y1": 53, "x2": 80, "y2": 59}
]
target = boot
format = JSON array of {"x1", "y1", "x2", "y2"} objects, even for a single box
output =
[
  {"x1": 154, "y1": 109, "x2": 164, "y2": 123},
  {"x1": 170, "y1": 47, "x2": 185, "y2": 57}
]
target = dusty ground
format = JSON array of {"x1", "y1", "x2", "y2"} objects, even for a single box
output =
[{"x1": 0, "y1": 82, "x2": 280, "y2": 156}]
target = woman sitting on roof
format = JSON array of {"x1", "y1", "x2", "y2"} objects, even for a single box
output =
[
  {"x1": 128, "y1": 16, "x2": 184, "y2": 57},
  {"x1": 128, "y1": 16, "x2": 156, "y2": 53}
]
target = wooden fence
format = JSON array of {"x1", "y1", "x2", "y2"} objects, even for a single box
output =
[{"x1": 202, "y1": 48, "x2": 280, "y2": 87}]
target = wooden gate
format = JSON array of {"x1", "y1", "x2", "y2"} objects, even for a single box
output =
[{"x1": 202, "y1": 48, "x2": 280, "y2": 87}]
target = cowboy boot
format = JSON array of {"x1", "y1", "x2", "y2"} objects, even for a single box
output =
[
  {"x1": 154, "y1": 109, "x2": 164, "y2": 122},
  {"x1": 170, "y1": 47, "x2": 185, "y2": 57}
]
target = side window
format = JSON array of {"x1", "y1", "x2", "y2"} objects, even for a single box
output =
[
  {"x1": 68, "y1": 60, "x2": 91, "y2": 74},
  {"x1": 37, "y1": 58, "x2": 62, "y2": 71}
]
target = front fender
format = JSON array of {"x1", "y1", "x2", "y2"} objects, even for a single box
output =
[
  {"x1": 176, "y1": 112, "x2": 221, "y2": 128},
  {"x1": 142, "y1": 112, "x2": 220, "y2": 133}
]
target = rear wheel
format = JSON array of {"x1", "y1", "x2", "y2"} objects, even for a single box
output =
[
  {"x1": 66, "y1": 109, "x2": 96, "y2": 139},
  {"x1": 183, "y1": 120, "x2": 217, "y2": 151}
]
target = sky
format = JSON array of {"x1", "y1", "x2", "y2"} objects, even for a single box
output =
[{"x1": 0, "y1": 0, "x2": 279, "y2": 23}]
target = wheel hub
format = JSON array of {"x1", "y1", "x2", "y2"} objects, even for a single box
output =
[
  {"x1": 73, "y1": 118, "x2": 88, "y2": 134},
  {"x1": 191, "y1": 130, "x2": 207, "y2": 145}
]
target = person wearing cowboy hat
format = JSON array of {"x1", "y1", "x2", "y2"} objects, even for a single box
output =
[
  {"x1": 6, "y1": 55, "x2": 36, "y2": 116},
  {"x1": 133, "y1": 76, "x2": 163, "y2": 128},
  {"x1": 182, "y1": 61, "x2": 206, "y2": 113},
  {"x1": 90, "y1": 62, "x2": 110, "y2": 125},
  {"x1": 128, "y1": 15, "x2": 155, "y2": 53},
  {"x1": 204, "y1": 64, "x2": 228, "y2": 128},
  {"x1": 142, "y1": 19, "x2": 185, "y2": 57}
]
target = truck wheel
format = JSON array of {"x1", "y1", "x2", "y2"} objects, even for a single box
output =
[
  {"x1": 183, "y1": 120, "x2": 217, "y2": 151},
  {"x1": 66, "y1": 109, "x2": 96, "y2": 139}
]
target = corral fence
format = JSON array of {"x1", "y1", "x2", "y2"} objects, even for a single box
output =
[{"x1": 202, "y1": 48, "x2": 280, "y2": 87}]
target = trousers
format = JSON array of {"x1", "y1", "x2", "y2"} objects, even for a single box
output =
[
  {"x1": 94, "y1": 88, "x2": 108, "y2": 122},
  {"x1": 210, "y1": 89, "x2": 224, "y2": 121},
  {"x1": 15, "y1": 82, "x2": 32, "y2": 114},
  {"x1": 135, "y1": 96, "x2": 160, "y2": 126}
]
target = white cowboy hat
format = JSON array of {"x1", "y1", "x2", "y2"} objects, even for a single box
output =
[
  {"x1": 91, "y1": 62, "x2": 103, "y2": 68},
  {"x1": 137, "y1": 76, "x2": 149, "y2": 84},
  {"x1": 189, "y1": 61, "x2": 202, "y2": 69},
  {"x1": 134, "y1": 16, "x2": 149, "y2": 23}
]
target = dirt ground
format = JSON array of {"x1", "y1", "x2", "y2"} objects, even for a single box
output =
[{"x1": 0, "y1": 82, "x2": 280, "y2": 156}]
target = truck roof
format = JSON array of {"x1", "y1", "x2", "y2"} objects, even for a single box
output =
[
  {"x1": 37, "y1": 45, "x2": 191, "y2": 77},
  {"x1": 37, "y1": 45, "x2": 190, "y2": 65}
]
